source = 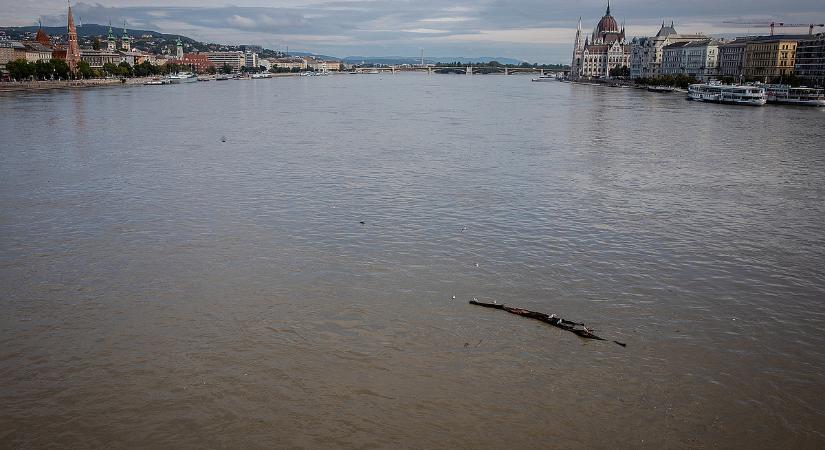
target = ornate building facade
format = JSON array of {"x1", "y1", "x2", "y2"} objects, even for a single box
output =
[{"x1": 570, "y1": 2, "x2": 630, "y2": 79}]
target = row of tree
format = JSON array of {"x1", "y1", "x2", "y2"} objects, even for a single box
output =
[
  {"x1": 6, "y1": 59, "x2": 72, "y2": 81},
  {"x1": 4, "y1": 58, "x2": 221, "y2": 81},
  {"x1": 635, "y1": 74, "x2": 700, "y2": 89}
]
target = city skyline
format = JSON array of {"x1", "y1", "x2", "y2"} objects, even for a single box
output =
[{"x1": 3, "y1": 0, "x2": 825, "y2": 63}]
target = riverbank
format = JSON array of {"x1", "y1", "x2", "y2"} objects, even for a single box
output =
[
  {"x1": 0, "y1": 77, "x2": 151, "y2": 92},
  {"x1": 0, "y1": 73, "x2": 303, "y2": 92}
]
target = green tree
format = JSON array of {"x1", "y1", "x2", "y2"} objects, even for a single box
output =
[
  {"x1": 50, "y1": 59, "x2": 70, "y2": 80},
  {"x1": 102, "y1": 62, "x2": 120, "y2": 76},
  {"x1": 34, "y1": 59, "x2": 55, "y2": 80},
  {"x1": 7, "y1": 59, "x2": 35, "y2": 80},
  {"x1": 118, "y1": 61, "x2": 133, "y2": 77},
  {"x1": 77, "y1": 60, "x2": 94, "y2": 79},
  {"x1": 134, "y1": 60, "x2": 154, "y2": 77}
]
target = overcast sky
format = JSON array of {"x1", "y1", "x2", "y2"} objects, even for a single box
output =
[{"x1": 7, "y1": 0, "x2": 825, "y2": 62}]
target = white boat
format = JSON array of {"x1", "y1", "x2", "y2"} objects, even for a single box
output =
[
  {"x1": 144, "y1": 77, "x2": 169, "y2": 85},
  {"x1": 647, "y1": 85, "x2": 675, "y2": 93},
  {"x1": 687, "y1": 84, "x2": 766, "y2": 106},
  {"x1": 216, "y1": 74, "x2": 230, "y2": 81},
  {"x1": 251, "y1": 73, "x2": 272, "y2": 79},
  {"x1": 531, "y1": 75, "x2": 555, "y2": 82},
  {"x1": 764, "y1": 85, "x2": 825, "y2": 107},
  {"x1": 168, "y1": 72, "x2": 198, "y2": 84}
]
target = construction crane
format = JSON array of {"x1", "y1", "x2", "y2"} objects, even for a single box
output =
[{"x1": 723, "y1": 21, "x2": 825, "y2": 36}]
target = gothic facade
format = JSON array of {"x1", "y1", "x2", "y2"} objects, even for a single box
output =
[{"x1": 570, "y1": 3, "x2": 630, "y2": 79}]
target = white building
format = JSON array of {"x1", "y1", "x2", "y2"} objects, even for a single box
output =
[
  {"x1": 270, "y1": 57, "x2": 307, "y2": 70},
  {"x1": 570, "y1": 3, "x2": 630, "y2": 79},
  {"x1": 661, "y1": 39, "x2": 719, "y2": 81},
  {"x1": 244, "y1": 51, "x2": 258, "y2": 69},
  {"x1": 630, "y1": 22, "x2": 708, "y2": 79}
]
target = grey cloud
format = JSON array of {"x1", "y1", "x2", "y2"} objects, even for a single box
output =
[{"x1": 34, "y1": 1, "x2": 825, "y2": 63}]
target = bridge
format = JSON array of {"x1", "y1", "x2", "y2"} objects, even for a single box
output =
[{"x1": 352, "y1": 66, "x2": 567, "y2": 76}]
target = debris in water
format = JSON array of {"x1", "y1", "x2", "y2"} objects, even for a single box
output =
[
  {"x1": 359, "y1": 221, "x2": 365, "y2": 225},
  {"x1": 220, "y1": 136, "x2": 227, "y2": 142},
  {"x1": 469, "y1": 300, "x2": 626, "y2": 347}
]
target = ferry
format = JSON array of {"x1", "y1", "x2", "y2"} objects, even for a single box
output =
[
  {"x1": 251, "y1": 72, "x2": 272, "y2": 79},
  {"x1": 764, "y1": 85, "x2": 825, "y2": 107},
  {"x1": 531, "y1": 75, "x2": 555, "y2": 82},
  {"x1": 687, "y1": 84, "x2": 766, "y2": 106},
  {"x1": 168, "y1": 72, "x2": 198, "y2": 84},
  {"x1": 647, "y1": 85, "x2": 674, "y2": 93}
]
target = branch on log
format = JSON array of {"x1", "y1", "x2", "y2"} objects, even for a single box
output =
[{"x1": 469, "y1": 300, "x2": 626, "y2": 347}]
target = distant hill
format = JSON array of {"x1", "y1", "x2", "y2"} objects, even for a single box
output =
[
  {"x1": 342, "y1": 56, "x2": 525, "y2": 65},
  {"x1": 286, "y1": 51, "x2": 341, "y2": 61},
  {"x1": 0, "y1": 24, "x2": 195, "y2": 43}
]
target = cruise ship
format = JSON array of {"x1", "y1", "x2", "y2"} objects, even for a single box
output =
[
  {"x1": 168, "y1": 72, "x2": 198, "y2": 84},
  {"x1": 764, "y1": 85, "x2": 825, "y2": 107},
  {"x1": 687, "y1": 84, "x2": 767, "y2": 106}
]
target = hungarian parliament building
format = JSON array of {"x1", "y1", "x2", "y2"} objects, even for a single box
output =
[{"x1": 569, "y1": 3, "x2": 630, "y2": 78}]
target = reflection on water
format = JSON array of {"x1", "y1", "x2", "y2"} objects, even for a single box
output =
[{"x1": 1, "y1": 75, "x2": 824, "y2": 447}]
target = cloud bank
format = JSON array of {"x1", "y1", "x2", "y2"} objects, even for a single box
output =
[{"x1": 11, "y1": 0, "x2": 825, "y2": 63}]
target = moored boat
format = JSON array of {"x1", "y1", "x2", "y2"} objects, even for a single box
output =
[
  {"x1": 144, "y1": 77, "x2": 169, "y2": 85},
  {"x1": 647, "y1": 85, "x2": 675, "y2": 93},
  {"x1": 531, "y1": 75, "x2": 555, "y2": 82},
  {"x1": 687, "y1": 84, "x2": 766, "y2": 106},
  {"x1": 168, "y1": 71, "x2": 198, "y2": 84},
  {"x1": 764, "y1": 85, "x2": 825, "y2": 106}
]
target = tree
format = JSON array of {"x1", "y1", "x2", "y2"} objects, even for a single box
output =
[
  {"x1": 50, "y1": 59, "x2": 70, "y2": 80},
  {"x1": 34, "y1": 60, "x2": 55, "y2": 80},
  {"x1": 118, "y1": 61, "x2": 133, "y2": 77},
  {"x1": 220, "y1": 63, "x2": 233, "y2": 74},
  {"x1": 7, "y1": 59, "x2": 35, "y2": 81},
  {"x1": 77, "y1": 60, "x2": 94, "y2": 79},
  {"x1": 612, "y1": 65, "x2": 630, "y2": 78}
]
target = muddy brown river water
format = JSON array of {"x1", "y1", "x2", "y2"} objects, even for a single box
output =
[{"x1": 1, "y1": 74, "x2": 824, "y2": 448}]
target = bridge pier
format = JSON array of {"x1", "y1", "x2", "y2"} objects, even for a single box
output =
[
  {"x1": 428, "y1": 67, "x2": 433, "y2": 75},
  {"x1": 504, "y1": 67, "x2": 509, "y2": 75},
  {"x1": 466, "y1": 66, "x2": 472, "y2": 75}
]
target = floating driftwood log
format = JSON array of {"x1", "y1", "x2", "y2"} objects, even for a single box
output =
[{"x1": 469, "y1": 300, "x2": 626, "y2": 347}]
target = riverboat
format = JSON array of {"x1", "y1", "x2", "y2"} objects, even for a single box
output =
[
  {"x1": 168, "y1": 72, "x2": 198, "y2": 84},
  {"x1": 764, "y1": 85, "x2": 825, "y2": 107},
  {"x1": 251, "y1": 73, "x2": 272, "y2": 79},
  {"x1": 647, "y1": 85, "x2": 674, "y2": 93},
  {"x1": 531, "y1": 75, "x2": 555, "y2": 82},
  {"x1": 687, "y1": 84, "x2": 766, "y2": 106}
]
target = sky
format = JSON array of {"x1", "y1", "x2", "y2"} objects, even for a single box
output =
[{"x1": 5, "y1": 0, "x2": 825, "y2": 63}]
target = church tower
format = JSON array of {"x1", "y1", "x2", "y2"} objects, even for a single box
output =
[
  {"x1": 107, "y1": 23, "x2": 116, "y2": 51},
  {"x1": 175, "y1": 37, "x2": 184, "y2": 58},
  {"x1": 66, "y1": 2, "x2": 81, "y2": 73},
  {"x1": 571, "y1": 17, "x2": 583, "y2": 78},
  {"x1": 121, "y1": 22, "x2": 131, "y2": 51}
]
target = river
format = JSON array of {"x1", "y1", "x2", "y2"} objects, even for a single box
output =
[{"x1": 1, "y1": 74, "x2": 824, "y2": 448}]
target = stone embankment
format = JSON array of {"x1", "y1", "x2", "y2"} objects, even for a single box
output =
[{"x1": 0, "y1": 77, "x2": 159, "y2": 92}]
